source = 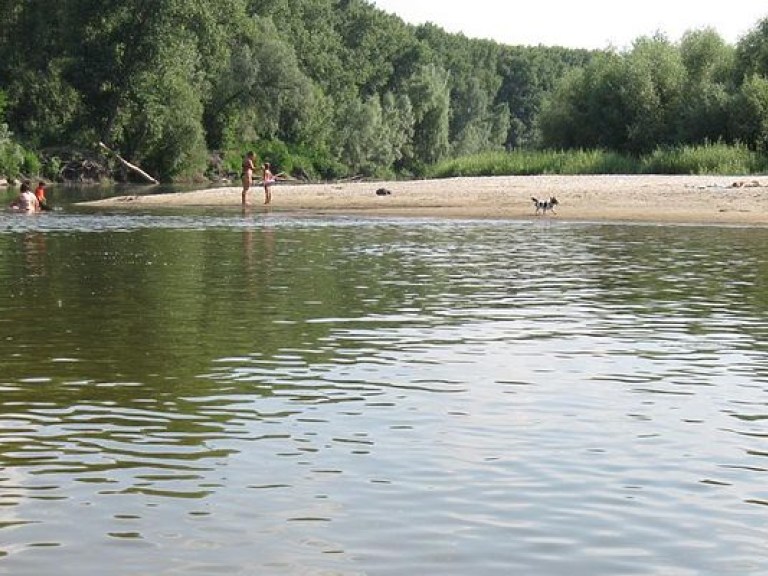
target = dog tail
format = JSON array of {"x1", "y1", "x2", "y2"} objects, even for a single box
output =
[{"x1": 531, "y1": 197, "x2": 539, "y2": 203}]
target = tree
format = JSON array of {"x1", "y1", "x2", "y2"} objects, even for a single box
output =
[
  {"x1": 497, "y1": 50, "x2": 539, "y2": 148},
  {"x1": 734, "y1": 17, "x2": 768, "y2": 80},
  {"x1": 334, "y1": 96, "x2": 383, "y2": 175},
  {"x1": 680, "y1": 28, "x2": 734, "y2": 85},
  {"x1": 405, "y1": 64, "x2": 451, "y2": 169},
  {"x1": 120, "y1": 37, "x2": 209, "y2": 181},
  {"x1": 731, "y1": 75, "x2": 768, "y2": 151},
  {"x1": 381, "y1": 92, "x2": 415, "y2": 169},
  {"x1": 51, "y1": 0, "x2": 245, "y2": 178},
  {"x1": 732, "y1": 17, "x2": 768, "y2": 150},
  {"x1": 206, "y1": 15, "x2": 316, "y2": 150},
  {"x1": 451, "y1": 77, "x2": 510, "y2": 155},
  {"x1": 333, "y1": 91, "x2": 415, "y2": 175},
  {"x1": 624, "y1": 34, "x2": 686, "y2": 151},
  {"x1": 539, "y1": 53, "x2": 636, "y2": 151},
  {"x1": 540, "y1": 37, "x2": 686, "y2": 154},
  {"x1": 3, "y1": 62, "x2": 83, "y2": 148},
  {"x1": 677, "y1": 29, "x2": 735, "y2": 144}
]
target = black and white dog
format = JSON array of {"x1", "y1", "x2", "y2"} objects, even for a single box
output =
[{"x1": 531, "y1": 196, "x2": 558, "y2": 215}]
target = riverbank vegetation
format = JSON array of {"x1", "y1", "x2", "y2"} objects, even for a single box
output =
[
  {"x1": 1, "y1": 1, "x2": 768, "y2": 183},
  {"x1": 428, "y1": 142, "x2": 768, "y2": 177}
]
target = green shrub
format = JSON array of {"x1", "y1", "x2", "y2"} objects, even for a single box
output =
[
  {"x1": 43, "y1": 156, "x2": 63, "y2": 181},
  {"x1": 0, "y1": 123, "x2": 25, "y2": 179},
  {"x1": 425, "y1": 144, "x2": 767, "y2": 178},
  {"x1": 223, "y1": 140, "x2": 347, "y2": 182},
  {"x1": 640, "y1": 142, "x2": 766, "y2": 174},
  {"x1": 21, "y1": 149, "x2": 41, "y2": 176},
  {"x1": 427, "y1": 149, "x2": 642, "y2": 178}
]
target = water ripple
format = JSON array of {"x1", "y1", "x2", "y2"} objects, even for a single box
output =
[{"x1": 2, "y1": 219, "x2": 768, "y2": 574}]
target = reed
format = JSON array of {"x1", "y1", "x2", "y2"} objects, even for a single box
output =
[
  {"x1": 640, "y1": 142, "x2": 768, "y2": 175},
  {"x1": 427, "y1": 144, "x2": 768, "y2": 178}
]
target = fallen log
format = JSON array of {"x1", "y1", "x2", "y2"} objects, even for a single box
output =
[{"x1": 98, "y1": 142, "x2": 159, "y2": 184}]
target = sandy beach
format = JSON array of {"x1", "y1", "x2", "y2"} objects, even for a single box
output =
[{"x1": 80, "y1": 174, "x2": 768, "y2": 225}]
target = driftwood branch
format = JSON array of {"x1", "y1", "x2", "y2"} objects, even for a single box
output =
[{"x1": 98, "y1": 141, "x2": 159, "y2": 184}]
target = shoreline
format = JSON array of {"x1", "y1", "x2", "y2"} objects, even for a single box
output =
[{"x1": 78, "y1": 174, "x2": 768, "y2": 225}]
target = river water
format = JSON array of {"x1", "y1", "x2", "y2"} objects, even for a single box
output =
[{"x1": 1, "y1": 204, "x2": 767, "y2": 575}]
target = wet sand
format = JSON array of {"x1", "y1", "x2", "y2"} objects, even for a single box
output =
[{"x1": 79, "y1": 174, "x2": 768, "y2": 225}]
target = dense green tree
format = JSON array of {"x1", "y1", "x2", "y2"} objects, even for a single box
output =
[
  {"x1": 680, "y1": 28, "x2": 734, "y2": 84},
  {"x1": 333, "y1": 91, "x2": 415, "y2": 175},
  {"x1": 3, "y1": 61, "x2": 83, "y2": 148},
  {"x1": 3, "y1": 0, "x2": 766, "y2": 181},
  {"x1": 337, "y1": 0, "x2": 417, "y2": 96},
  {"x1": 497, "y1": 50, "x2": 540, "y2": 147},
  {"x1": 207, "y1": 15, "x2": 315, "y2": 150},
  {"x1": 405, "y1": 63, "x2": 451, "y2": 168},
  {"x1": 624, "y1": 35, "x2": 686, "y2": 150},
  {"x1": 381, "y1": 92, "x2": 416, "y2": 169},
  {"x1": 0, "y1": 1, "x2": 81, "y2": 146},
  {"x1": 731, "y1": 74, "x2": 768, "y2": 151},
  {"x1": 734, "y1": 17, "x2": 768, "y2": 80},
  {"x1": 120, "y1": 38, "x2": 209, "y2": 180},
  {"x1": 250, "y1": 0, "x2": 352, "y2": 96},
  {"x1": 0, "y1": 0, "x2": 248, "y2": 179},
  {"x1": 676, "y1": 29, "x2": 735, "y2": 143},
  {"x1": 412, "y1": 25, "x2": 508, "y2": 155},
  {"x1": 541, "y1": 36, "x2": 691, "y2": 154},
  {"x1": 334, "y1": 96, "x2": 384, "y2": 175},
  {"x1": 727, "y1": 18, "x2": 768, "y2": 151},
  {"x1": 451, "y1": 77, "x2": 510, "y2": 155},
  {"x1": 497, "y1": 45, "x2": 593, "y2": 147},
  {"x1": 539, "y1": 53, "x2": 633, "y2": 150}
]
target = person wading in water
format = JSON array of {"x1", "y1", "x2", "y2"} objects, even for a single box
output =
[{"x1": 241, "y1": 151, "x2": 256, "y2": 206}]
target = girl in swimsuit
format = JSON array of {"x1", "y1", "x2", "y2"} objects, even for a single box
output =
[{"x1": 262, "y1": 162, "x2": 275, "y2": 205}]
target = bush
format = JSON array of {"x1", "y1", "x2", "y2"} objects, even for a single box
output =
[
  {"x1": 427, "y1": 149, "x2": 642, "y2": 178},
  {"x1": 640, "y1": 142, "x2": 766, "y2": 174},
  {"x1": 223, "y1": 140, "x2": 347, "y2": 182},
  {"x1": 425, "y1": 144, "x2": 768, "y2": 178},
  {"x1": 22, "y1": 149, "x2": 41, "y2": 176},
  {"x1": 0, "y1": 123, "x2": 25, "y2": 179}
]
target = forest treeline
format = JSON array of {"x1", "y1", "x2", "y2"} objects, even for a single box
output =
[{"x1": 1, "y1": 0, "x2": 768, "y2": 182}]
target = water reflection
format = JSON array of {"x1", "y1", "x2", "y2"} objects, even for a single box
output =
[
  {"x1": 21, "y1": 232, "x2": 47, "y2": 278},
  {"x1": 1, "y1": 216, "x2": 768, "y2": 574}
]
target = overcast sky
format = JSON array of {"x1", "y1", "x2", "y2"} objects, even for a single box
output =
[{"x1": 371, "y1": 0, "x2": 768, "y2": 50}]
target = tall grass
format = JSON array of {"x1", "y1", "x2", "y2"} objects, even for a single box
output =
[
  {"x1": 427, "y1": 143, "x2": 768, "y2": 178},
  {"x1": 640, "y1": 142, "x2": 768, "y2": 175}
]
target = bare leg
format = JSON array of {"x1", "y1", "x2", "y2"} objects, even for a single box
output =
[{"x1": 242, "y1": 177, "x2": 250, "y2": 205}]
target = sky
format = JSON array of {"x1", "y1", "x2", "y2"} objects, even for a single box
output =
[{"x1": 370, "y1": 0, "x2": 768, "y2": 50}]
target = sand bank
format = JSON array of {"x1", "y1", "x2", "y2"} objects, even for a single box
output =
[{"x1": 79, "y1": 174, "x2": 768, "y2": 225}]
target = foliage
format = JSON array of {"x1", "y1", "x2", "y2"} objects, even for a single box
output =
[
  {"x1": 676, "y1": 29, "x2": 735, "y2": 144},
  {"x1": 2, "y1": 2, "x2": 768, "y2": 180},
  {"x1": 731, "y1": 74, "x2": 768, "y2": 152},
  {"x1": 640, "y1": 142, "x2": 765, "y2": 174},
  {"x1": 734, "y1": 17, "x2": 768, "y2": 80},
  {"x1": 221, "y1": 139, "x2": 342, "y2": 181},
  {"x1": 539, "y1": 36, "x2": 689, "y2": 154},
  {"x1": 405, "y1": 63, "x2": 451, "y2": 169},
  {"x1": 428, "y1": 149, "x2": 638, "y2": 177},
  {"x1": 0, "y1": 123, "x2": 25, "y2": 179},
  {"x1": 427, "y1": 143, "x2": 767, "y2": 178}
]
